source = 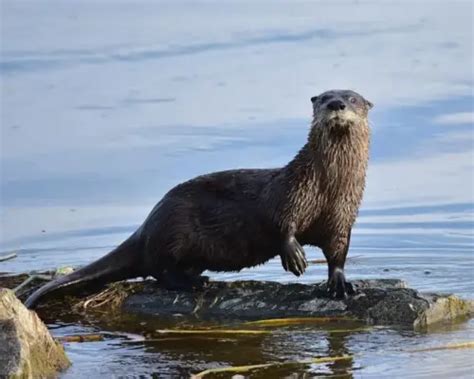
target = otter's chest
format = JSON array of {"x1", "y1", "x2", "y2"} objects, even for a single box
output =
[{"x1": 297, "y1": 173, "x2": 366, "y2": 245}]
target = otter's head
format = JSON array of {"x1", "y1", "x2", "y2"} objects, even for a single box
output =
[{"x1": 310, "y1": 89, "x2": 373, "y2": 135}]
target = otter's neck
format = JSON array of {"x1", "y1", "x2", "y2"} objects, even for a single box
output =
[
  {"x1": 276, "y1": 119, "x2": 370, "y2": 231},
  {"x1": 286, "y1": 120, "x2": 370, "y2": 181}
]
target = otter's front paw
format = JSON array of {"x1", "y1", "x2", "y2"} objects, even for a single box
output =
[
  {"x1": 327, "y1": 268, "x2": 354, "y2": 299},
  {"x1": 280, "y1": 237, "x2": 307, "y2": 276}
]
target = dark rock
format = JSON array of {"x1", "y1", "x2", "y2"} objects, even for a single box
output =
[{"x1": 121, "y1": 279, "x2": 473, "y2": 330}]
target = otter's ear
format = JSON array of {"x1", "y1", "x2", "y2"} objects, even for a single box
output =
[
  {"x1": 365, "y1": 99, "x2": 374, "y2": 109},
  {"x1": 310, "y1": 96, "x2": 318, "y2": 103}
]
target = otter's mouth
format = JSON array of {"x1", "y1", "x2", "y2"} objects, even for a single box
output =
[
  {"x1": 326, "y1": 109, "x2": 358, "y2": 122},
  {"x1": 325, "y1": 111, "x2": 357, "y2": 132},
  {"x1": 312, "y1": 109, "x2": 362, "y2": 136}
]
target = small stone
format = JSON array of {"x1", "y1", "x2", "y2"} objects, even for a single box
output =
[
  {"x1": 54, "y1": 266, "x2": 75, "y2": 277},
  {"x1": 383, "y1": 268, "x2": 390, "y2": 272},
  {"x1": 424, "y1": 271, "x2": 431, "y2": 275}
]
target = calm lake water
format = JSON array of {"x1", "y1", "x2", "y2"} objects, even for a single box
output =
[{"x1": 1, "y1": 1, "x2": 473, "y2": 378}]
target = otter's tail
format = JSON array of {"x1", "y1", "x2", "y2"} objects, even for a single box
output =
[{"x1": 24, "y1": 233, "x2": 143, "y2": 309}]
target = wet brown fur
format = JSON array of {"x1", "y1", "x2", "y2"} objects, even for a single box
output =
[{"x1": 25, "y1": 89, "x2": 372, "y2": 308}]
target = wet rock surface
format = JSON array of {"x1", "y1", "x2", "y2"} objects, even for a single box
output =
[
  {"x1": 0, "y1": 288, "x2": 70, "y2": 378},
  {"x1": 1, "y1": 274, "x2": 472, "y2": 331},
  {"x1": 123, "y1": 279, "x2": 473, "y2": 329}
]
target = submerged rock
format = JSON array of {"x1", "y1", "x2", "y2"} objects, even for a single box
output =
[
  {"x1": 0, "y1": 288, "x2": 70, "y2": 378},
  {"x1": 121, "y1": 279, "x2": 473, "y2": 330}
]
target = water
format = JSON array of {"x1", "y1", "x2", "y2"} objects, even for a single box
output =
[{"x1": 1, "y1": 1, "x2": 473, "y2": 377}]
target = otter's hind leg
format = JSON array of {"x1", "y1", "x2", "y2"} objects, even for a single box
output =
[
  {"x1": 323, "y1": 229, "x2": 355, "y2": 299},
  {"x1": 157, "y1": 268, "x2": 208, "y2": 291}
]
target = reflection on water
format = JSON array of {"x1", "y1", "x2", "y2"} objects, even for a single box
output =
[
  {"x1": 1, "y1": 1, "x2": 473, "y2": 378},
  {"x1": 43, "y1": 313, "x2": 474, "y2": 378}
]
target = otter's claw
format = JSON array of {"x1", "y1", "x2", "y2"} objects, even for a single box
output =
[
  {"x1": 281, "y1": 237, "x2": 307, "y2": 276},
  {"x1": 327, "y1": 268, "x2": 355, "y2": 299}
]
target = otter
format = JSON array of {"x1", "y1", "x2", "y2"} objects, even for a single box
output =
[{"x1": 25, "y1": 89, "x2": 372, "y2": 308}]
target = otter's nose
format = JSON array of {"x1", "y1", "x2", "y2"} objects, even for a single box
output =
[{"x1": 327, "y1": 100, "x2": 346, "y2": 111}]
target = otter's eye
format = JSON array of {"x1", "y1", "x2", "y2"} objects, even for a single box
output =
[{"x1": 349, "y1": 97, "x2": 357, "y2": 104}]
